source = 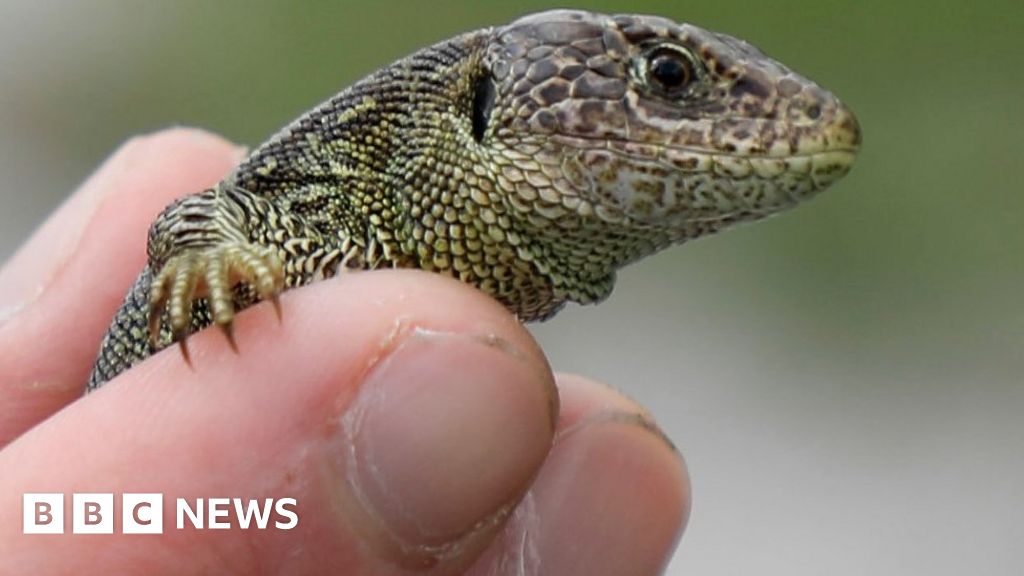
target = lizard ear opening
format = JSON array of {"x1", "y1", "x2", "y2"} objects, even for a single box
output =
[{"x1": 471, "y1": 72, "x2": 496, "y2": 143}]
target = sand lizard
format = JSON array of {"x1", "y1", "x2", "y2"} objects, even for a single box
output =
[{"x1": 88, "y1": 9, "x2": 861, "y2": 390}]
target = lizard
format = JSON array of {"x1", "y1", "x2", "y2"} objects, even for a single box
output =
[{"x1": 87, "y1": 9, "x2": 860, "y2": 390}]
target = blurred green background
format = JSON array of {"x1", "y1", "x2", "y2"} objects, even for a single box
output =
[{"x1": 1, "y1": 1, "x2": 1021, "y2": 573}]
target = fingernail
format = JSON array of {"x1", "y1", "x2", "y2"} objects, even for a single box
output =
[
  {"x1": 505, "y1": 413, "x2": 689, "y2": 576},
  {"x1": 338, "y1": 328, "x2": 556, "y2": 568}
]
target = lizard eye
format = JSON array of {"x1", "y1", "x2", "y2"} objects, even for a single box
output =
[
  {"x1": 471, "y1": 71, "x2": 497, "y2": 143},
  {"x1": 642, "y1": 45, "x2": 700, "y2": 96}
]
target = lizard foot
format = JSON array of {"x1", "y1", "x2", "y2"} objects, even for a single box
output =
[{"x1": 148, "y1": 243, "x2": 285, "y2": 359}]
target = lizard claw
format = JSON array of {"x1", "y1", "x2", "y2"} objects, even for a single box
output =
[
  {"x1": 178, "y1": 339, "x2": 193, "y2": 368},
  {"x1": 148, "y1": 243, "x2": 285, "y2": 353},
  {"x1": 269, "y1": 295, "x2": 283, "y2": 324},
  {"x1": 219, "y1": 322, "x2": 239, "y2": 354}
]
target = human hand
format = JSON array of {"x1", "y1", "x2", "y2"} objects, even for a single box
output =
[{"x1": 0, "y1": 129, "x2": 689, "y2": 575}]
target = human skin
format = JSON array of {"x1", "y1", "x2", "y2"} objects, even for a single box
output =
[{"x1": 0, "y1": 129, "x2": 689, "y2": 575}]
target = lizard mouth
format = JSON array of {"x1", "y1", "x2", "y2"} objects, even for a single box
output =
[
  {"x1": 534, "y1": 137, "x2": 857, "y2": 226},
  {"x1": 547, "y1": 98, "x2": 861, "y2": 181},
  {"x1": 553, "y1": 134, "x2": 857, "y2": 185}
]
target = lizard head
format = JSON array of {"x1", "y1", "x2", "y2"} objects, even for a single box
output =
[{"x1": 470, "y1": 10, "x2": 860, "y2": 281}]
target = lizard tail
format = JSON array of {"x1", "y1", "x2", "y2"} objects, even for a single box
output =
[{"x1": 87, "y1": 266, "x2": 155, "y2": 391}]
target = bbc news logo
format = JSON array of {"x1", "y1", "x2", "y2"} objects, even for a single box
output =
[{"x1": 23, "y1": 493, "x2": 298, "y2": 534}]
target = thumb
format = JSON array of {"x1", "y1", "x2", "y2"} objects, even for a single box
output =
[{"x1": 0, "y1": 271, "x2": 557, "y2": 575}]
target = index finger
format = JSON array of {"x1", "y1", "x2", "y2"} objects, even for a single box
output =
[{"x1": 0, "y1": 128, "x2": 244, "y2": 445}]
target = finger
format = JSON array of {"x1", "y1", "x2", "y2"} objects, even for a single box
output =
[
  {"x1": 0, "y1": 271, "x2": 558, "y2": 576},
  {"x1": 469, "y1": 373, "x2": 690, "y2": 576},
  {"x1": 0, "y1": 128, "x2": 244, "y2": 445}
]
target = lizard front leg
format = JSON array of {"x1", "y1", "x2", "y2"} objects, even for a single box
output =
[
  {"x1": 146, "y1": 186, "x2": 284, "y2": 351},
  {"x1": 88, "y1": 184, "x2": 353, "y2": 389}
]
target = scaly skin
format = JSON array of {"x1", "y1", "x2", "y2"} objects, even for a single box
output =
[{"x1": 88, "y1": 10, "x2": 860, "y2": 390}]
